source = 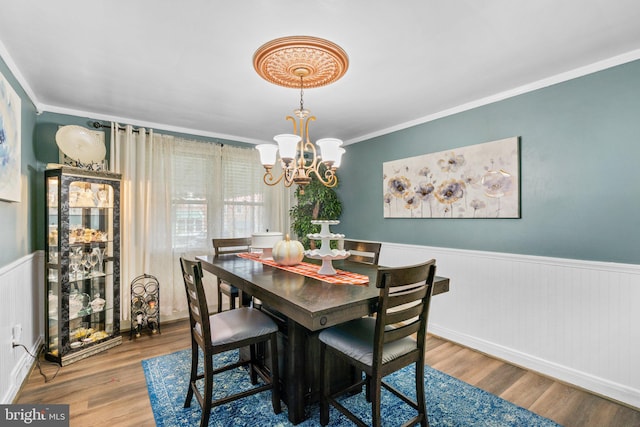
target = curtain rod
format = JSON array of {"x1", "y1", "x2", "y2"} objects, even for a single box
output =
[
  {"x1": 90, "y1": 121, "x2": 149, "y2": 134},
  {"x1": 89, "y1": 121, "x2": 225, "y2": 147}
]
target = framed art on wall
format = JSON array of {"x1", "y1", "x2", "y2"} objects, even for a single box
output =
[
  {"x1": 383, "y1": 137, "x2": 520, "y2": 218},
  {"x1": 0, "y1": 70, "x2": 22, "y2": 203}
]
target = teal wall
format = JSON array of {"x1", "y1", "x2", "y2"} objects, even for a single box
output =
[
  {"x1": 336, "y1": 60, "x2": 640, "y2": 265},
  {"x1": 0, "y1": 56, "x2": 38, "y2": 267},
  {"x1": 3, "y1": 53, "x2": 640, "y2": 267}
]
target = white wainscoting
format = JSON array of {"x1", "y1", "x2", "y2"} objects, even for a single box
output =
[
  {"x1": 379, "y1": 242, "x2": 640, "y2": 409},
  {"x1": 0, "y1": 251, "x2": 43, "y2": 404},
  {"x1": 3, "y1": 247, "x2": 639, "y2": 409}
]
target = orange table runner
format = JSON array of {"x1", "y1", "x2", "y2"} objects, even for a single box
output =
[{"x1": 237, "y1": 252, "x2": 369, "y2": 286}]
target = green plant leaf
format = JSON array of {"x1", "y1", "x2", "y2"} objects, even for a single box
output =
[{"x1": 290, "y1": 167, "x2": 342, "y2": 249}]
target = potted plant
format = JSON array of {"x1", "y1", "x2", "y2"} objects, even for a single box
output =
[{"x1": 290, "y1": 170, "x2": 342, "y2": 249}]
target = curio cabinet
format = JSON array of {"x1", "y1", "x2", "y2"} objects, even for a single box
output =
[{"x1": 45, "y1": 167, "x2": 122, "y2": 365}]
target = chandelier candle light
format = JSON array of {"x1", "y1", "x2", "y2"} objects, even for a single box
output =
[{"x1": 253, "y1": 36, "x2": 349, "y2": 193}]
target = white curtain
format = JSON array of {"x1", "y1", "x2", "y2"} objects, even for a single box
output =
[
  {"x1": 110, "y1": 124, "x2": 289, "y2": 322},
  {"x1": 110, "y1": 124, "x2": 176, "y2": 320}
]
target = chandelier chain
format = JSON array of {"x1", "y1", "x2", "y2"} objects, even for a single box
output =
[{"x1": 299, "y1": 75, "x2": 305, "y2": 112}]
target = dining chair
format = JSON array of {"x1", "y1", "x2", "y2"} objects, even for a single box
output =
[
  {"x1": 343, "y1": 240, "x2": 382, "y2": 265},
  {"x1": 179, "y1": 257, "x2": 281, "y2": 427},
  {"x1": 318, "y1": 259, "x2": 437, "y2": 427},
  {"x1": 212, "y1": 237, "x2": 252, "y2": 312}
]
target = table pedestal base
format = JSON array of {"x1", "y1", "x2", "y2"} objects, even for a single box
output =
[{"x1": 241, "y1": 305, "x2": 358, "y2": 424}]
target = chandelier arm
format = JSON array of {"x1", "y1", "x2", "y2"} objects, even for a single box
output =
[
  {"x1": 303, "y1": 116, "x2": 317, "y2": 165},
  {"x1": 303, "y1": 139, "x2": 318, "y2": 169},
  {"x1": 283, "y1": 166, "x2": 295, "y2": 187},
  {"x1": 308, "y1": 166, "x2": 338, "y2": 187},
  {"x1": 263, "y1": 169, "x2": 286, "y2": 186},
  {"x1": 286, "y1": 115, "x2": 298, "y2": 136}
]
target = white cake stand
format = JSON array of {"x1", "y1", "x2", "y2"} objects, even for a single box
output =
[{"x1": 304, "y1": 220, "x2": 350, "y2": 275}]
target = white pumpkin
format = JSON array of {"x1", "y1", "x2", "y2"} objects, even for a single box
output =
[{"x1": 272, "y1": 235, "x2": 304, "y2": 266}]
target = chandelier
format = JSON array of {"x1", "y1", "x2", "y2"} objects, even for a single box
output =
[{"x1": 253, "y1": 36, "x2": 349, "y2": 192}]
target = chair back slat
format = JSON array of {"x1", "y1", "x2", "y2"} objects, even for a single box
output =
[
  {"x1": 384, "y1": 322, "x2": 421, "y2": 344},
  {"x1": 372, "y1": 259, "x2": 436, "y2": 367},
  {"x1": 385, "y1": 302, "x2": 424, "y2": 326},
  {"x1": 213, "y1": 237, "x2": 252, "y2": 256},
  {"x1": 343, "y1": 240, "x2": 382, "y2": 265},
  {"x1": 388, "y1": 286, "x2": 428, "y2": 309}
]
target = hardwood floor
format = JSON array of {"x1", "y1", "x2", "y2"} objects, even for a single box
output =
[{"x1": 15, "y1": 320, "x2": 640, "y2": 426}]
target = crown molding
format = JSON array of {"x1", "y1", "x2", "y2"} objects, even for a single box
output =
[
  {"x1": 345, "y1": 48, "x2": 640, "y2": 145},
  {"x1": 0, "y1": 39, "x2": 41, "y2": 113}
]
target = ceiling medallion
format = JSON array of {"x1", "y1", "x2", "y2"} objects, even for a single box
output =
[
  {"x1": 253, "y1": 36, "x2": 349, "y2": 88},
  {"x1": 253, "y1": 36, "x2": 348, "y2": 193}
]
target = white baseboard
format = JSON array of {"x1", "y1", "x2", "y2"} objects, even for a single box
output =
[
  {"x1": 4, "y1": 338, "x2": 42, "y2": 404},
  {"x1": 429, "y1": 324, "x2": 640, "y2": 409}
]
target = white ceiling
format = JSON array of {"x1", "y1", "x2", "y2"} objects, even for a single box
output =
[{"x1": 1, "y1": 1, "x2": 640, "y2": 145}]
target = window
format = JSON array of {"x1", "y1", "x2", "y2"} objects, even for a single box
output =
[{"x1": 170, "y1": 140, "x2": 277, "y2": 253}]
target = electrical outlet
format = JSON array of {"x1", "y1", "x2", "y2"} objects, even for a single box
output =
[{"x1": 12, "y1": 324, "x2": 22, "y2": 346}]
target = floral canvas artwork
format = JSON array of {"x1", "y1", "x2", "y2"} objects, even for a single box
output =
[
  {"x1": 0, "y1": 70, "x2": 21, "y2": 202},
  {"x1": 383, "y1": 137, "x2": 520, "y2": 218}
]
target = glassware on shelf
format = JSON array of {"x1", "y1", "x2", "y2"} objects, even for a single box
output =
[
  {"x1": 89, "y1": 250, "x2": 99, "y2": 276},
  {"x1": 81, "y1": 253, "x2": 90, "y2": 278},
  {"x1": 90, "y1": 293, "x2": 106, "y2": 312},
  {"x1": 76, "y1": 187, "x2": 96, "y2": 207},
  {"x1": 76, "y1": 293, "x2": 92, "y2": 317},
  {"x1": 97, "y1": 189, "x2": 109, "y2": 207},
  {"x1": 69, "y1": 253, "x2": 82, "y2": 280},
  {"x1": 96, "y1": 248, "x2": 106, "y2": 273},
  {"x1": 69, "y1": 291, "x2": 82, "y2": 318}
]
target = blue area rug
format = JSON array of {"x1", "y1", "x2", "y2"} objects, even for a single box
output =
[{"x1": 142, "y1": 349, "x2": 561, "y2": 426}]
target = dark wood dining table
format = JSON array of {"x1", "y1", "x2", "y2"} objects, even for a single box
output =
[{"x1": 196, "y1": 253, "x2": 450, "y2": 424}]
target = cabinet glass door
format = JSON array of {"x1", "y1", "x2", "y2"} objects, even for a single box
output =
[
  {"x1": 66, "y1": 180, "x2": 115, "y2": 351},
  {"x1": 46, "y1": 176, "x2": 60, "y2": 357},
  {"x1": 45, "y1": 167, "x2": 121, "y2": 365}
]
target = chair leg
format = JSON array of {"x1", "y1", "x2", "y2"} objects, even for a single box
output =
[
  {"x1": 216, "y1": 286, "x2": 223, "y2": 313},
  {"x1": 371, "y1": 375, "x2": 382, "y2": 427},
  {"x1": 200, "y1": 353, "x2": 214, "y2": 427},
  {"x1": 320, "y1": 343, "x2": 329, "y2": 426},
  {"x1": 416, "y1": 361, "x2": 429, "y2": 427},
  {"x1": 269, "y1": 333, "x2": 282, "y2": 414},
  {"x1": 183, "y1": 342, "x2": 198, "y2": 408},
  {"x1": 249, "y1": 344, "x2": 258, "y2": 384}
]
